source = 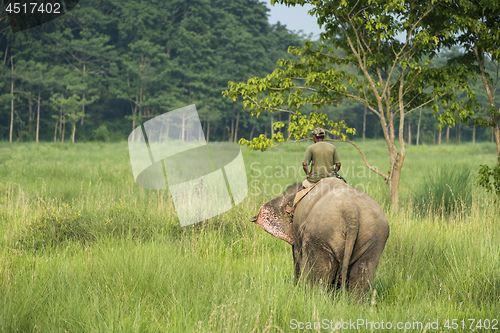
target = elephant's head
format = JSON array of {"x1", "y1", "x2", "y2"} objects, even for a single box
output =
[{"x1": 251, "y1": 184, "x2": 302, "y2": 245}]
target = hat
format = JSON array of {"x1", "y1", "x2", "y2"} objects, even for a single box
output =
[{"x1": 313, "y1": 127, "x2": 325, "y2": 136}]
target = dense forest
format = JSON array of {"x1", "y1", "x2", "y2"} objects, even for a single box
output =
[{"x1": 0, "y1": 0, "x2": 497, "y2": 144}]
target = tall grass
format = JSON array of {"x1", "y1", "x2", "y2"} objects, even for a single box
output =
[
  {"x1": 412, "y1": 165, "x2": 472, "y2": 216},
  {"x1": 1, "y1": 141, "x2": 499, "y2": 332}
]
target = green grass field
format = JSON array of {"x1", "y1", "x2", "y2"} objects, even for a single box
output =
[{"x1": 0, "y1": 140, "x2": 499, "y2": 332}]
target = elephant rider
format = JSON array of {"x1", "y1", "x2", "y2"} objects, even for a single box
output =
[{"x1": 302, "y1": 127, "x2": 341, "y2": 188}]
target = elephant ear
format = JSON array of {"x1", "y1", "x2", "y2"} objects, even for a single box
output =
[{"x1": 251, "y1": 195, "x2": 295, "y2": 245}]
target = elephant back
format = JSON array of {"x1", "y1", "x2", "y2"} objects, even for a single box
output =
[{"x1": 292, "y1": 177, "x2": 387, "y2": 238}]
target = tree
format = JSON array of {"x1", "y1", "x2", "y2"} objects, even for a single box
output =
[
  {"x1": 224, "y1": 0, "x2": 472, "y2": 210},
  {"x1": 438, "y1": 0, "x2": 500, "y2": 161},
  {"x1": 50, "y1": 29, "x2": 113, "y2": 126},
  {"x1": 13, "y1": 60, "x2": 52, "y2": 142},
  {"x1": 0, "y1": 0, "x2": 302, "y2": 142},
  {"x1": 48, "y1": 66, "x2": 98, "y2": 143},
  {"x1": 48, "y1": 0, "x2": 115, "y2": 130},
  {"x1": 50, "y1": 93, "x2": 83, "y2": 143},
  {"x1": 433, "y1": 0, "x2": 500, "y2": 197},
  {"x1": 108, "y1": 0, "x2": 175, "y2": 139},
  {"x1": 118, "y1": 39, "x2": 170, "y2": 140}
]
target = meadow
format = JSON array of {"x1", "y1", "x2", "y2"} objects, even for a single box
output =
[{"x1": 0, "y1": 140, "x2": 499, "y2": 332}]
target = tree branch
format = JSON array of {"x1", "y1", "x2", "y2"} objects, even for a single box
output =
[
  {"x1": 264, "y1": 137, "x2": 311, "y2": 149},
  {"x1": 404, "y1": 96, "x2": 435, "y2": 115},
  {"x1": 343, "y1": 139, "x2": 389, "y2": 181},
  {"x1": 240, "y1": 92, "x2": 295, "y2": 114},
  {"x1": 269, "y1": 86, "x2": 317, "y2": 92}
]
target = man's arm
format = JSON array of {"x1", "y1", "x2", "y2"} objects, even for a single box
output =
[
  {"x1": 303, "y1": 147, "x2": 312, "y2": 178},
  {"x1": 333, "y1": 147, "x2": 341, "y2": 171},
  {"x1": 302, "y1": 162, "x2": 310, "y2": 178}
]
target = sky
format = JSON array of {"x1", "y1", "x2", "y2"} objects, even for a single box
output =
[{"x1": 262, "y1": 0, "x2": 325, "y2": 39}]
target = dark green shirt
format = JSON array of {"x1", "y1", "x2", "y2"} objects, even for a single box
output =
[{"x1": 303, "y1": 142, "x2": 341, "y2": 183}]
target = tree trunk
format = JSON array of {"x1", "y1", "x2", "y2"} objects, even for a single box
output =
[
  {"x1": 62, "y1": 121, "x2": 65, "y2": 143},
  {"x1": 36, "y1": 92, "x2": 40, "y2": 143},
  {"x1": 408, "y1": 123, "x2": 411, "y2": 145},
  {"x1": 71, "y1": 108, "x2": 76, "y2": 143},
  {"x1": 271, "y1": 115, "x2": 274, "y2": 137},
  {"x1": 137, "y1": 86, "x2": 143, "y2": 143},
  {"x1": 388, "y1": 159, "x2": 403, "y2": 211},
  {"x1": 473, "y1": 46, "x2": 498, "y2": 162},
  {"x1": 494, "y1": 122, "x2": 500, "y2": 164},
  {"x1": 363, "y1": 106, "x2": 367, "y2": 142},
  {"x1": 9, "y1": 56, "x2": 14, "y2": 143},
  {"x1": 58, "y1": 109, "x2": 63, "y2": 142},
  {"x1": 230, "y1": 115, "x2": 234, "y2": 142},
  {"x1": 207, "y1": 121, "x2": 210, "y2": 143},
  {"x1": 81, "y1": 63, "x2": 85, "y2": 125},
  {"x1": 446, "y1": 126, "x2": 450, "y2": 143},
  {"x1": 131, "y1": 102, "x2": 137, "y2": 141},
  {"x1": 416, "y1": 108, "x2": 421, "y2": 146},
  {"x1": 3, "y1": 46, "x2": 8, "y2": 65},
  {"x1": 28, "y1": 98, "x2": 33, "y2": 137},
  {"x1": 81, "y1": 92, "x2": 85, "y2": 125},
  {"x1": 472, "y1": 125, "x2": 476, "y2": 144},
  {"x1": 234, "y1": 111, "x2": 240, "y2": 143},
  {"x1": 438, "y1": 129, "x2": 442, "y2": 145},
  {"x1": 54, "y1": 116, "x2": 58, "y2": 143}
]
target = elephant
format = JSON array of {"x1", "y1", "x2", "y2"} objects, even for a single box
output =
[{"x1": 251, "y1": 177, "x2": 389, "y2": 296}]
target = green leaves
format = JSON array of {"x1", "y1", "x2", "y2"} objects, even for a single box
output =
[
  {"x1": 223, "y1": 39, "x2": 357, "y2": 151},
  {"x1": 478, "y1": 159, "x2": 500, "y2": 198},
  {"x1": 224, "y1": 0, "x2": 472, "y2": 153},
  {"x1": 238, "y1": 133, "x2": 284, "y2": 151}
]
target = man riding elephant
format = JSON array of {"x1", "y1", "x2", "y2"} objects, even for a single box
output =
[
  {"x1": 251, "y1": 129, "x2": 388, "y2": 297},
  {"x1": 302, "y1": 127, "x2": 341, "y2": 188}
]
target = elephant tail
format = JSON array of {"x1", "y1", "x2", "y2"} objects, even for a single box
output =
[{"x1": 341, "y1": 212, "x2": 359, "y2": 293}]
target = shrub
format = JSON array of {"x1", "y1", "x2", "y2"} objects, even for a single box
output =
[
  {"x1": 14, "y1": 204, "x2": 94, "y2": 250},
  {"x1": 93, "y1": 124, "x2": 110, "y2": 142}
]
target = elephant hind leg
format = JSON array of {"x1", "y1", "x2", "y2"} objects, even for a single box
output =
[
  {"x1": 299, "y1": 244, "x2": 339, "y2": 290},
  {"x1": 347, "y1": 260, "x2": 372, "y2": 297},
  {"x1": 347, "y1": 253, "x2": 382, "y2": 298}
]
